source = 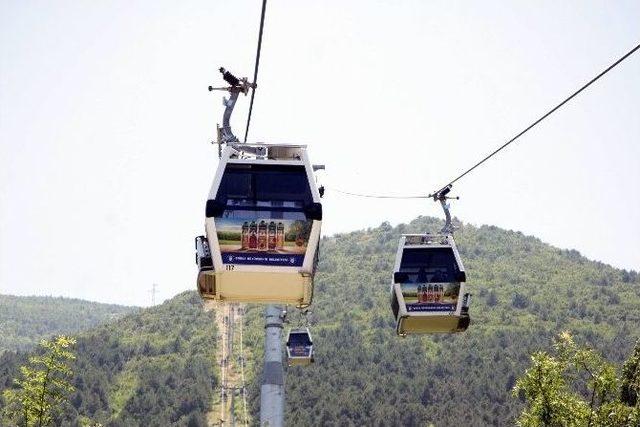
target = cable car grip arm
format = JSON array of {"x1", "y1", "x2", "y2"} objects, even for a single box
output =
[
  {"x1": 209, "y1": 67, "x2": 256, "y2": 145},
  {"x1": 433, "y1": 185, "x2": 459, "y2": 235}
]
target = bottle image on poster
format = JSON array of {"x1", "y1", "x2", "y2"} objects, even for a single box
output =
[
  {"x1": 276, "y1": 222, "x2": 285, "y2": 250},
  {"x1": 258, "y1": 220, "x2": 268, "y2": 251},
  {"x1": 249, "y1": 221, "x2": 257, "y2": 250},
  {"x1": 268, "y1": 221, "x2": 277, "y2": 250},
  {"x1": 241, "y1": 221, "x2": 249, "y2": 250}
]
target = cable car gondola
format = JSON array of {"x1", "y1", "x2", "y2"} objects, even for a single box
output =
[
  {"x1": 285, "y1": 328, "x2": 314, "y2": 366},
  {"x1": 390, "y1": 234, "x2": 471, "y2": 335},
  {"x1": 196, "y1": 143, "x2": 322, "y2": 306}
]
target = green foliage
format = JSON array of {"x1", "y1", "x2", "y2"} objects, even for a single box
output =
[
  {"x1": 286, "y1": 219, "x2": 312, "y2": 242},
  {"x1": 514, "y1": 332, "x2": 640, "y2": 426},
  {"x1": 242, "y1": 217, "x2": 640, "y2": 425},
  {"x1": 1, "y1": 216, "x2": 639, "y2": 425},
  {"x1": 621, "y1": 340, "x2": 640, "y2": 407},
  {"x1": 3, "y1": 335, "x2": 76, "y2": 426},
  {"x1": 1, "y1": 292, "x2": 217, "y2": 426},
  {"x1": 217, "y1": 231, "x2": 240, "y2": 241},
  {"x1": 0, "y1": 295, "x2": 136, "y2": 354},
  {"x1": 514, "y1": 351, "x2": 588, "y2": 426}
]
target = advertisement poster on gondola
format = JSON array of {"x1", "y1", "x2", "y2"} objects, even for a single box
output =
[
  {"x1": 401, "y1": 282, "x2": 459, "y2": 312},
  {"x1": 215, "y1": 218, "x2": 312, "y2": 266},
  {"x1": 289, "y1": 344, "x2": 312, "y2": 357}
]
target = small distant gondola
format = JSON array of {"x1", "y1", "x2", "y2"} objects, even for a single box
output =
[
  {"x1": 390, "y1": 234, "x2": 471, "y2": 335},
  {"x1": 196, "y1": 143, "x2": 322, "y2": 307},
  {"x1": 286, "y1": 328, "x2": 314, "y2": 366}
]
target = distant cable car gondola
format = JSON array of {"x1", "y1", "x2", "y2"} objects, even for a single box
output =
[
  {"x1": 390, "y1": 234, "x2": 470, "y2": 335},
  {"x1": 390, "y1": 186, "x2": 471, "y2": 335},
  {"x1": 196, "y1": 143, "x2": 323, "y2": 306},
  {"x1": 286, "y1": 328, "x2": 314, "y2": 366}
]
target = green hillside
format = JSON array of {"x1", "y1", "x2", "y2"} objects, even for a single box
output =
[
  {"x1": 245, "y1": 216, "x2": 640, "y2": 426},
  {"x1": 0, "y1": 292, "x2": 217, "y2": 426},
  {"x1": 0, "y1": 295, "x2": 137, "y2": 354},
  {"x1": 0, "y1": 216, "x2": 638, "y2": 426}
]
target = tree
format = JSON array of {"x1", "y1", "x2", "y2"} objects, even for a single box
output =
[
  {"x1": 2, "y1": 335, "x2": 76, "y2": 426},
  {"x1": 514, "y1": 332, "x2": 640, "y2": 426},
  {"x1": 511, "y1": 292, "x2": 530, "y2": 309},
  {"x1": 486, "y1": 290, "x2": 499, "y2": 307},
  {"x1": 512, "y1": 350, "x2": 588, "y2": 426},
  {"x1": 621, "y1": 340, "x2": 640, "y2": 406}
]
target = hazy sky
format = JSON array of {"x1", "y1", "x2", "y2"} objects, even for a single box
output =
[{"x1": 1, "y1": 1, "x2": 639, "y2": 307}]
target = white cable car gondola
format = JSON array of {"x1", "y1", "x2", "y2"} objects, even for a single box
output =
[
  {"x1": 390, "y1": 234, "x2": 470, "y2": 335},
  {"x1": 196, "y1": 143, "x2": 323, "y2": 306},
  {"x1": 389, "y1": 186, "x2": 471, "y2": 336},
  {"x1": 285, "y1": 328, "x2": 314, "y2": 366}
]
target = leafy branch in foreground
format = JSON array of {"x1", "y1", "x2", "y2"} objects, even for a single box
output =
[
  {"x1": 514, "y1": 332, "x2": 640, "y2": 427},
  {"x1": 2, "y1": 335, "x2": 76, "y2": 427},
  {"x1": 621, "y1": 340, "x2": 640, "y2": 407}
]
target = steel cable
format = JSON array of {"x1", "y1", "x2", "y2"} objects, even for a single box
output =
[{"x1": 243, "y1": 0, "x2": 268, "y2": 143}]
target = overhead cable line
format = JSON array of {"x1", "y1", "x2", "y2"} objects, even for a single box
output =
[
  {"x1": 327, "y1": 187, "x2": 430, "y2": 199},
  {"x1": 327, "y1": 41, "x2": 640, "y2": 200},
  {"x1": 432, "y1": 41, "x2": 640, "y2": 195},
  {"x1": 243, "y1": 0, "x2": 268, "y2": 143}
]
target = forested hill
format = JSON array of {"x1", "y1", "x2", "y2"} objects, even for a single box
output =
[
  {"x1": 1, "y1": 217, "x2": 639, "y2": 426},
  {"x1": 246, "y1": 216, "x2": 640, "y2": 426},
  {"x1": 0, "y1": 295, "x2": 137, "y2": 353},
  {"x1": 0, "y1": 292, "x2": 217, "y2": 426}
]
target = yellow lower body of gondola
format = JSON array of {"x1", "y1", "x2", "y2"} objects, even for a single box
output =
[
  {"x1": 396, "y1": 314, "x2": 468, "y2": 336},
  {"x1": 198, "y1": 269, "x2": 313, "y2": 306},
  {"x1": 288, "y1": 356, "x2": 314, "y2": 367}
]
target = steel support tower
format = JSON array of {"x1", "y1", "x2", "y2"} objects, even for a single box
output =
[{"x1": 260, "y1": 305, "x2": 284, "y2": 426}]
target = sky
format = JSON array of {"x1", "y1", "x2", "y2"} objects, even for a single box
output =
[{"x1": 1, "y1": 1, "x2": 639, "y2": 307}]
